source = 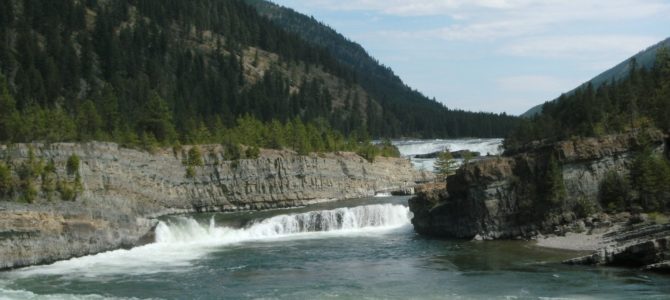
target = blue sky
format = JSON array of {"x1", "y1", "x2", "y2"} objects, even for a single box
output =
[{"x1": 269, "y1": 0, "x2": 670, "y2": 115}]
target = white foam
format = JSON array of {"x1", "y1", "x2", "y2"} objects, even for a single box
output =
[
  {"x1": 10, "y1": 204, "x2": 411, "y2": 279},
  {"x1": 393, "y1": 138, "x2": 503, "y2": 172},
  {"x1": 394, "y1": 138, "x2": 503, "y2": 157},
  {"x1": 0, "y1": 285, "x2": 142, "y2": 300}
]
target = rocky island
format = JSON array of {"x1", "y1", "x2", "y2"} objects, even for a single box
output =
[{"x1": 409, "y1": 129, "x2": 670, "y2": 272}]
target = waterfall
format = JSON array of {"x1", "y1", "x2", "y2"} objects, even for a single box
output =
[
  {"x1": 156, "y1": 204, "x2": 411, "y2": 244},
  {"x1": 12, "y1": 204, "x2": 410, "y2": 278}
]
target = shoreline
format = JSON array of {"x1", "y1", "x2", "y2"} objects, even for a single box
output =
[{"x1": 534, "y1": 226, "x2": 618, "y2": 252}]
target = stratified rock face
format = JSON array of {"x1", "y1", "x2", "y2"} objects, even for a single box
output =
[
  {"x1": 0, "y1": 142, "x2": 427, "y2": 270},
  {"x1": 410, "y1": 130, "x2": 666, "y2": 239},
  {"x1": 565, "y1": 224, "x2": 670, "y2": 272}
]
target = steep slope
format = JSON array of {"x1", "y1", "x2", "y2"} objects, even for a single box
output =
[
  {"x1": 505, "y1": 44, "x2": 670, "y2": 150},
  {"x1": 245, "y1": 0, "x2": 520, "y2": 137},
  {"x1": 0, "y1": 0, "x2": 518, "y2": 143},
  {"x1": 0, "y1": 0, "x2": 374, "y2": 143},
  {"x1": 522, "y1": 37, "x2": 670, "y2": 117}
]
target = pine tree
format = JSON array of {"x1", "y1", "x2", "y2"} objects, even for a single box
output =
[
  {"x1": 434, "y1": 149, "x2": 456, "y2": 179},
  {"x1": 0, "y1": 75, "x2": 17, "y2": 141}
]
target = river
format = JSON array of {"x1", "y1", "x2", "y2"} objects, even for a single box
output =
[{"x1": 1, "y1": 139, "x2": 669, "y2": 299}]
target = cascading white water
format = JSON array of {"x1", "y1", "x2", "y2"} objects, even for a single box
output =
[
  {"x1": 13, "y1": 204, "x2": 410, "y2": 278},
  {"x1": 393, "y1": 138, "x2": 503, "y2": 171},
  {"x1": 393, "y1": 138, "x2": 503, "y2": 157},
  {"x1": 156, "y1": 204, "x2": 411, "y2": 245}
]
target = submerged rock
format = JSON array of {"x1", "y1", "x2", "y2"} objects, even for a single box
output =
[{"x1": 413, "y1": 150, "x2": 481, "y2": 159}]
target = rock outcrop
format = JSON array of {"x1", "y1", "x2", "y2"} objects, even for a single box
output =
[
  {"x1": 0, "y1": 142, "x2": 427, "y2": 270},
  {"x1": 409, "y1": 130, "x2": 666, "y2": 239},
  {"x1": 565, "y1": 224, "x2": 670, "y2": 273}
]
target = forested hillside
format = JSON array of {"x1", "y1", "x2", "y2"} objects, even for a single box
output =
[
  {"x1": 505, "y1": 47, "x2": 670, "y2": 151},
  {"x1": 246, "y1": 0, "x2": 519, "y2": 138},
  {"x1": 522, "y1": 37, "x2": 670, "y2": 117},
  {"x1": 0, "y1": 0, "x2": 518, "y2": 150}
]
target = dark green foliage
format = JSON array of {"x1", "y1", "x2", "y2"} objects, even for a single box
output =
[
  {"x1": 66, "y1": 154, "x2": 80, "y2": 176},
  {"x1": 223, "y1": 141, "x2": 243, "y2": 161},
  {"x1": 377, "y1": 139, "x2": 400, "y2": 158},
  {"x1": 356, "y1": 144, "x2": 379, "y2": 163},
  {"x1": 247, "y1": 0, "x2": 519, "y2": 138},
  {"x1": 598, "y1": 150, "x2": 670, "y2": 213},
  {"x1": 76, "y1": 100, "x2": 103, "y2": 140},
  {"x1": 506, "y1": 48, "x2": 670, "y2": 149},
  {"x1": 0, "y1": 0, "x2": 518, "y2": 146},
  {"x1": 57, "y1": 177, "x2": 82, "y2": 201},
  {"x1": 41, "y1": 159, "x2": 57, "y2": 200},
  {"x1": 0, "y1": 75, "x2": 18, "y2": 141},
  {"x1": 630, "y1": 149, "x2": 670, "y2": 211},
  {"x1": 574, "y1": 197, "x2": 597, "y2": 218},
  {"x1": 599, "y1": 170, "x2": 632, "y2": 212},
  {"x1": 0, "y1": 162, "x2": 12, "y2": 197},
  {"x1": 542, "y1": 155, "x2": 566, "y2": 206},
  {"x1": 20, "y1": 180, "x2": 37, "y2": 203},
  {"x1": 434, "y1": 150, "x2": 456, "y2": 178},
  {"x1": 187, "y1": 147, "x2": 204, "y2": 167},
  {"x1": 185, "y1": 166, "x2": 196, "y2": 179},
  {"x1": 245, "y1": 146, "x2": 260, "y2": 159}
]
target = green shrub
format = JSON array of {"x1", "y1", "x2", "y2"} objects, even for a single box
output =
[
  {"x1": 57, "y1": 178, "x2": 82, "y2": 201},
  {"x1": 20, "y1": 179, "x2": 37, "y2": 203},
  {"x1": 245, "y1": 146, "x2": 260, "y2": 159},
  {"x1": 542, "y1": 155, "x2": 566, "y2": 206},
  {"x1": 599, "y1": 170, "x2": 631, "y2": 212},
  {"x1": 0, "y1": 162, "x2": 12, "y2": 196},
  {"x1": 356, "y1": 144, "x2": 379, "y2": 163},
  {"x1": 223, "y1": 142, "x2": 242, "y2": 161},
  {"x1": 185, "y1": 166, "x2": 196, "y2": 178},
  {"x1": 41, "y1": 160, "x2": 57, "y2": 201},
  {"x1": 187, "y1": 146, "x2": 204, "y2": 166},
  {"x1": 67, "y1": 154, "x2": 80, "y2": 176},
  {"x1": 377, "y1": 139, "x2": 400, "y2": 158},
  {"x1": 630, "y1": 149, "x2": 670, "y2": 211},
  {"x1": 575, "y1": 197, "x2": 598, "y2": 218},
  {"x1": 434, "y1": 150, "x2": 457, "y2": 178}
]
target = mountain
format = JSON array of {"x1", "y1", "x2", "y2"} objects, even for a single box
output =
[
  {"x1": 246, "y1": 0, "x2": 520, "y2": 137},
  {"x1": 505, "y1": 43, "x2": 670, "y2": 150},
  {"x1": 522, "y1": 37, "x2": 670, "y2": 117},
  {"x1": 0, "y1": 0, "x2": 518, "y2": 147}
]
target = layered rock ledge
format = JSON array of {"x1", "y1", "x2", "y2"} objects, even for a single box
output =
[
  {"x1": 409, "y1": 130, "x2": 667, "y2": 239},
  {"x1": 0, "y1": 142, "x2": 428, "y2": 270}
]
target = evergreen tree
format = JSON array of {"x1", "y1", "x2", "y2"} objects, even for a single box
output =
[{"x1": 434, "y1": 149, "x2": 457, "y2": 179}]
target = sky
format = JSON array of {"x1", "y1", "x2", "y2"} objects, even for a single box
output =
[{"x1": 269, "y1": 0, "x2": 670, "y2": 115}]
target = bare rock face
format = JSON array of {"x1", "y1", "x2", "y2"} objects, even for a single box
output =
[
  {"x1": 409, "y1": 130, "x2": 666, "y2": 239},
  {"x1": 0, "y1": 142, "x2": 427, "y2": 270}
]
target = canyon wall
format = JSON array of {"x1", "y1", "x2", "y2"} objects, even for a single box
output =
[{"x1": 0, "y1": 142, "x2": 427, "y2": 269}]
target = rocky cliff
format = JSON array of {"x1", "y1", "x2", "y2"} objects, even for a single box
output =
[
  {"x1": 0, "y1": 142, "x2": 427, "y2": 270},
  {"x1": 409, "y1": 130, "x2": 666, "y2": 239}
]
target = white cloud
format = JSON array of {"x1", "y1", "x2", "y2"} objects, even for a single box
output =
[
  {"x1": 500, "y1": 35, "x2": 662, "y2": 58},
  {"x1": 301, "y1": 0, "x2": 670, "y2": 42},
  {"x1": 497, "y1": 75, "x2": 578, "y2": 93}
]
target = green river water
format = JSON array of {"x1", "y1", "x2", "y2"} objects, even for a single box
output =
[{"x1": 1, "y1": 196, "x2": 669, "y2": 300}]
